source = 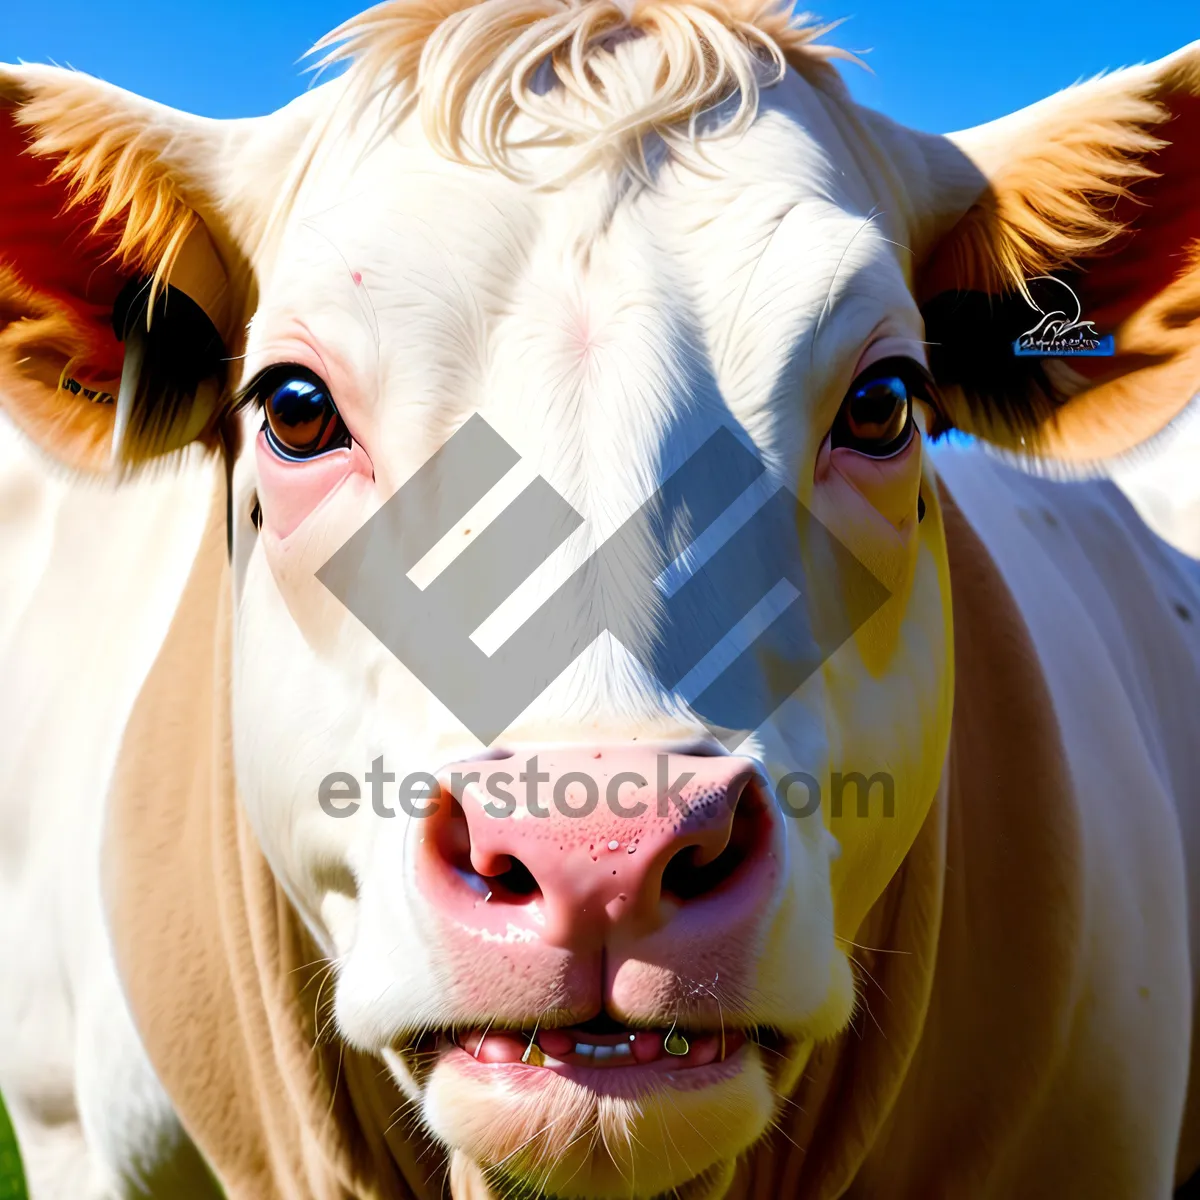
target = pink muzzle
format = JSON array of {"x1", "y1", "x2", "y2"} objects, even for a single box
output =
[{"x1": 420, "y1": 748, "x2": 783, "y2": 1015}]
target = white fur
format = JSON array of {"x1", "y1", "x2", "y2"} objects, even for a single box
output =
[{"x1": 0, "y1": 415, "x2": 217, "y2": 1198}]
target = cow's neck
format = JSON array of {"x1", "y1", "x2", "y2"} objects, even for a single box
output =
[
  {"x1": 103, "y1": 474, "x2": 444, "y2": 1199},
  {"x1": 723, "y1": 484, "x2": 1083, "y2": 1198},
  {"x1": 103, "y1": 475, "x2": 1082, "y2": 1200}
]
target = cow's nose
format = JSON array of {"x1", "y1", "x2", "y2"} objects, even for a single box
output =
[{"x1": 423, "y1": 749, "x2": 777, "y2": 949}]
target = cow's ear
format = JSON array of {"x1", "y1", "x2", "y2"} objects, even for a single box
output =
[
  {"x1": 0, "y1": 65, "x2": 316, "y2": 475},
  {"x1": 914, "y1": 42, "x2": 1200, "y2": 465}
]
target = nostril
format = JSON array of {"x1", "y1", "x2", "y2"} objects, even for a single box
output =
[
  {"x1": 430, "y1": 798, "x2": 543, "y2": 904},
  {"x1": 425, "y1": 752, "x2": 773, "y2": 929},
  {"x1": 489, "y1": 856, "x2": 539, "y2": 899},
  {"x1": 661, "y1": 778, "x2": 770, "y2": 903},
  {"x1": 661, "y1": 845, "x2": 710, "y2": 900}
]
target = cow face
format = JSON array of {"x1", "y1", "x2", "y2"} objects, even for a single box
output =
[
  {"x1": 3, "y1": 6, "x2": 1198, "y2": 1196},
  {"x1": 225, "y1": 63, "x2": 945, "y2": 1196}
]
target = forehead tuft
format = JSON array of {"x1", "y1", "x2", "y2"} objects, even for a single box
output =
[{"x1": 308, "y1": 0, "x2": 855, "y2": 182}]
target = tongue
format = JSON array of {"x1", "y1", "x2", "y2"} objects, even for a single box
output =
[
  {"x1": 537, "y1": 1030, "x2": 577, "y2": 1058},
  {"x1": 461, "y1": 1031, "x2": 529, "y2": 1064},
  {"x1": 631, "y1": 1031, "x2": 663, "y2": 1063}
]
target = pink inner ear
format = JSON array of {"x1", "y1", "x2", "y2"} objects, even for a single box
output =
[
  {"x1": 1077, "y1": 92, "x2": 1200, "y2": 338},
  {"x1": 0, "y1": 108, "x2": 128, "y2": 386}
]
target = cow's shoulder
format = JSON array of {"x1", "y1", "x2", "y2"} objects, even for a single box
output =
[
  {"x1": 933, "y1": 445, "x2": 1199, "y2": 1194},
  {"x1": 0, "y1": 413, "x2": 218, "y2": 1194},
  {"x1": 934, "y1": 444, "x2": 1200, "y2": 797},
  {"x1": 0, "y1": 413, "x2": 217, "y2": 841}
]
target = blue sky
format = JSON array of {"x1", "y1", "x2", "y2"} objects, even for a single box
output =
[{"x1": 2, "y1": 1, "x2": 1195, "y2": 132}]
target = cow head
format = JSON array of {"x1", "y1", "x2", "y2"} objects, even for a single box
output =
[{"x1": 3, "y1": 4, "x2": 1198, "y2": 1196}]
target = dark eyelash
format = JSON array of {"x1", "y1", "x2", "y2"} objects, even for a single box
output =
[
  {"x1": 857, "y1": 356, "x2": 947, "y2": 436},
  {"x1": 854, "y1": 355, "x2": 933, "y2": 395},
  {"x1": 234, "y1": 364, "x2": 327, "y2": 413}
]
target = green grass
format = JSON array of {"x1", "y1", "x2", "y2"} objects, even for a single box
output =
[{"x1": 0, "y1": 1090, "x2": 27, "y2": 1200}]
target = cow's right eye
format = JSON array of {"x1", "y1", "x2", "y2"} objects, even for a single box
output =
[
  {"x1": 831, "y1": 357, "x2": 930, "y2": 459},
  {"x1": 254, "y1": 367, "x2": 351, "y2": 460}
]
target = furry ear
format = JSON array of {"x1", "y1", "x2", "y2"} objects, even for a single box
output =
[
  {"x1": 915, "y1": 42, "x2": 1200, "y2": 465},
  {"x1": 0, "y1": 65, "x2": 320, "y2": 475}
]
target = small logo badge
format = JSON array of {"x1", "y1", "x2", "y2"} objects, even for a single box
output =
[{"x1": 1013, "y1": 275, "x2": 1115, "y2": 358}]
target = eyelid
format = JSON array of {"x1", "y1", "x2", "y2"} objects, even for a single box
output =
[
  {"x1": 850, "y1": 355, "x2": 934, "y2": 395},
  {"x1": 235, "y1": 363, "x2": 332, "y2": 411},
  {"x1": 852, "y1": 336, "x2": 929, "y2": 381}
]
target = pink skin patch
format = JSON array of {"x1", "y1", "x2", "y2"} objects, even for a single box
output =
[
  {"x1": 255, "y1": 430, "x2": 374, "y2": 540},
  {"x1": 424, "y1": 750, "x2": 768, "y2": 946},
  {"x1": 420, "y1": 750, "x2": 779, "y2": 1024},
  {"x1": 351, "y1": 270, "x2": 363, "y2": 286},
  {"x1": 812, "y1": 324, "x2": 926, "y2": 540},
  {"x1": 569, "y1": 307, "x2": 597, "y2": 365},
  {"x1": 828, "y1": 428, "x2": 923, "y2": 532}
]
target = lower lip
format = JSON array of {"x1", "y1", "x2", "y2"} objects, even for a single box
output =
[{"x1": 440, "y1": 1040, "x2": 750, "y2": 1094}]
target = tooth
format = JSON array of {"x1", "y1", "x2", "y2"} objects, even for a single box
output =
[
  {"x1": 592, "y1": 1045, "x2": 614, "y2": 1061},
  {"x1": 574, "y1": 1043, "x2": 595, "y2": 1058},
  {"x1": 610, "y1": 1043, "x2": 631, "y2": 1059}
]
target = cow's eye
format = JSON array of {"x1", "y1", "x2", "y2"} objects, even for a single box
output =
[
  {"x1": 832, "y1": 357, "x2": 929, "y2": 458},
  {"x1": 254, "y1": 367, "x2": 351, "y2": 460}
]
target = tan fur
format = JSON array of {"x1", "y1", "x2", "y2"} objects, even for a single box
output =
[
  {"x1": 1047, "y1": 252, "x2": 1200, "y2": 460},
  {"x1": 924, "y1": 82, "x2": 1168, "y2": 301},
  {"x1": 831, "y1": 487, "x2": 1085, "y2": 1197},
  {"x1": 0, "y1": 68, "x2": 292, "y2": 473},
  {"x1": 2, "y1": 70, "x2": 198, "y2": 294},
  {"x1": 918, "y1": 43, "x2": 1200, "y2": 461},
  {"x1": 718, "y1": 485, "x2": 1079, "y2": 1198},
  {"x1": 102, "y1": 472, "x2": 445, "y2": 1199},
  {"x1": 0, "y1": 266, "x2": 118, "y2": 473}
]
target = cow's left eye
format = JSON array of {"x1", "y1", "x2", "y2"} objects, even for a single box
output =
[
  {"x1": 832, "y1": 357, "x2": 929, "y2": 458},
  {"x1": 251, "y1": 367, "x2": 351, "y2": 460}
]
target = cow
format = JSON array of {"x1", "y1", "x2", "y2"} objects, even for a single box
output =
[
  {"x1": 1, "y1": 2, "x2": 1199, "y2": 1197},
  {"x1": 1119, "y1": 412, "x2": 1200, "y2": 558}
]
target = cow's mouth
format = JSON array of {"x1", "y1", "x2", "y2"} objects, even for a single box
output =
[
  {"x1": 398, "y1": 1011, "x2": 790, "y2": 1083},
  {"x1": 459, "y1": 1018, "x2": 745, "y2": 1070},
  {"x1": 387, "y1": 1011, "x2": 797, "y2": 1197}
]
